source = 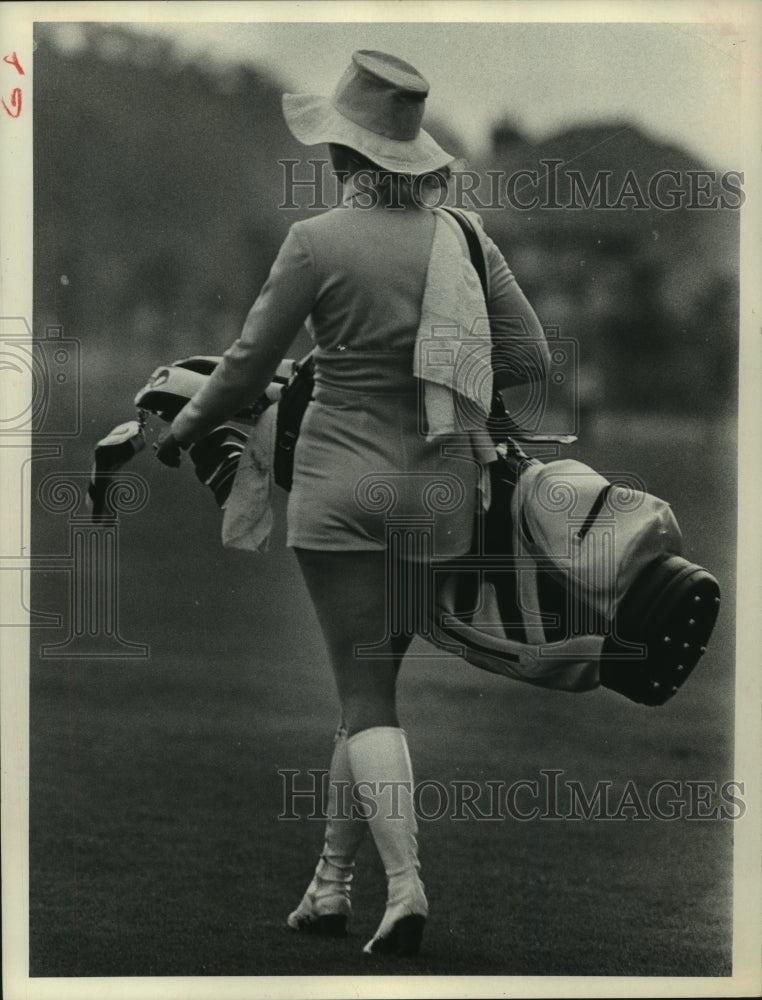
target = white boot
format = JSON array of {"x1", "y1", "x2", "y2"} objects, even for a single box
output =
[
  {"x1": 287, "y1": 727, "x2": 368, "y2": 936},
  {"x1": 347, "y1": 726, "x2": 428, "y2": 956}
]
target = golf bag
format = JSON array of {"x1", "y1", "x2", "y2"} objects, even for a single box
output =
[
  {"x1": 428, "y1": 443, "x2": 720, "y2": 706},
  {"x1": 90, "y1": 353, "x2": 721, "y2": 706}
]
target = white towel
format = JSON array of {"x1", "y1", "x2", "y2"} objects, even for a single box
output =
[
  {"x1": 413, "y1": 210, "x2": 494, "y2": 434},
  {"x1": 414, "y1": 210, "x2": 497, "y2": 506},
  {"x1": 221, "y1": 404, "x2": 277, "y2": 553}
]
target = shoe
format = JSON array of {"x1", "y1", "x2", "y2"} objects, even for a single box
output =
[
  {"x1": 364, "y1": 913, "x2": 427, "y2": 955},
  {"x1": 362, "y1": 876, "x2": 428, "y2": 956},
  {"x1": 286, "y1": 863, "x2": 351, "y2": 937}
]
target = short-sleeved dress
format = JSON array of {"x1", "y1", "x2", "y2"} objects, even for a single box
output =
[{"x1": 171, "y1": 195, "x2": 545, "y2": 559}]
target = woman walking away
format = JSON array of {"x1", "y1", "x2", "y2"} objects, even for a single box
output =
[{"x1": 157, "y1": 50, "x2": 550, "y2": 957}]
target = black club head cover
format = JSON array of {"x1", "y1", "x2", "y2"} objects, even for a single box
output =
[
  {"x1": 189, "y1": 426, "x2": 248, "y2": 508},
  {"x1": 88, "y1": 420, "x2": 146, "y2": 520}
]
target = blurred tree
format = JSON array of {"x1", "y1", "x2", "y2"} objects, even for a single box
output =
[
  {"x1": 479, "y1": 121, "x2": 739, "y2": 417},
  {"x1": 33, "y1": 23, "x2": 300, "y2": 393},
  {"x1": 32, "y1": 24, "x2": 738, "y2": 421}
]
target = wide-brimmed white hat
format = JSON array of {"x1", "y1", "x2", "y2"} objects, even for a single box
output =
[{"x1": 282, "y1": 50, "x2": 453, "y2": 176}]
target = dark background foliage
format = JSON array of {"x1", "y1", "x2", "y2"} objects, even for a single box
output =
[{"x1": 33, "y1": 23, "x2": 738, "y2": 421}]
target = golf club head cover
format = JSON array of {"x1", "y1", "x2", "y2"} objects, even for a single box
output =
[
  {"x1": 88, "y1": 419, "x2": 146, "y2": 520},
  {"x1": 188, "y1": 425, "x2": 248, "y2": 508}
]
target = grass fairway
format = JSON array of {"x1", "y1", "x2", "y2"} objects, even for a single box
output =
[{"x1": 29, "y1": 414, "x2": 736, "y2": 978}]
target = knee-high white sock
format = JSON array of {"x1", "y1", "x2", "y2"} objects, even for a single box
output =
[
  {"x1": 346, "y1": 725, "x2": 428, "y2": 951},
  {"x1": 288, "y1": 727, "x2": 368, "y2": 927}
]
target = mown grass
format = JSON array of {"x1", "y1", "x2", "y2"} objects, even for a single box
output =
[{"x1": 29, "y1": 415, "x2": 736, "y2": 977}]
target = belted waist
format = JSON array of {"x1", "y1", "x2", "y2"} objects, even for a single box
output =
[{"x1": 313, "y1": 348, "x2": 421, "y2": 398}]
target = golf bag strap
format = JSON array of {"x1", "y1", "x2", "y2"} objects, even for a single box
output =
[
  {"x1": 512, "y1": 509, "x2": 546, "y2": 645},
  {"x1": 442, "y1": 208, "x2": 531, "y2": 443},
  {"x1": 442, "y1": 207, "x2": 489, "y2": 297}
]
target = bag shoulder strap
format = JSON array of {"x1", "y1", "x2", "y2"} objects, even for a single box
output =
[
  {"x1": 441, "y1": 206, "x2": 523, "y2": 443},
  {"x1": 441, "y1": 207, "x2": 489, "y2": 299}
]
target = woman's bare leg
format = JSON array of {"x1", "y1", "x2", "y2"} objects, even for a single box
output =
[
  {"x1": 294, "y1": 548, "x2": 414, "y2": 736},
  {"x1": 293, "y1": 547, "x2": 427, "y2": 955}
]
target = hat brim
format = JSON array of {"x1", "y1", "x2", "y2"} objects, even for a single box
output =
[{"x1": 282, "y1": 93, "x2": 453, "y2": 175}]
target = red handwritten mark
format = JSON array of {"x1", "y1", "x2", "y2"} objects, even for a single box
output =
[
  {"x1": 3, "y1": 52, "x2": 24, "y2": 75},
  {"x1": 2, "y1": 87, "x2": 22, "y2": 118}
]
